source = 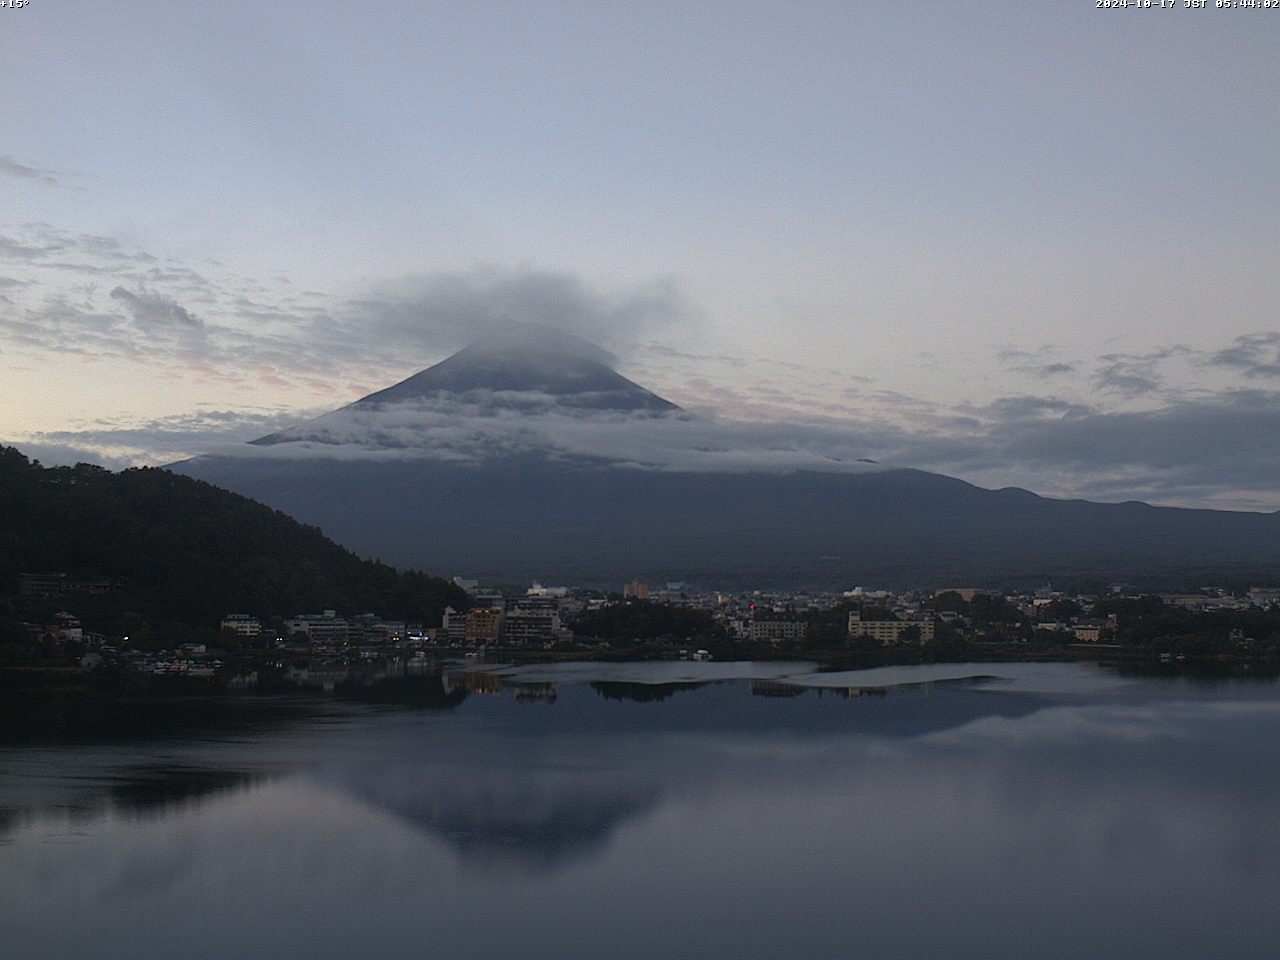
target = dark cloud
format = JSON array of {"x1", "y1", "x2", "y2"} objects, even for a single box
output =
[
  {"x1": 1210, "y1": 332, "x2": 1280, "y2": 380},
  {"x1": 109, "y1": 286, "x2": 205, "y2": 333},
  {"x1": 864, "y1": 390, "x2": 941, "y2": 413},
  {"x1": 1092, "y1": 348, "x2": 1187, "y2": 397},
  {"x1": 0, "y1": 225, "x2": 338, "y2": 387},
  {"x1": 1016, "y1": 361, "x2": 1076, "y2": 377},
  {"x1": 11, "y1": 409, "x2": 311, "y2": 469},
  {"x1": 141, "y1": 265, "x2": 217, "y2": 291},
  {"x1": 0, "y1": 156, "x2": 66, "y2": 188},
  {"x1": 0, "y1": 235, "x2": 57, "y2": 261},
  {"x1": 69, "y1": 232, "x2": 156, "y2": 263},
  {"x1": 976, "y1": 396, "x2": 1092, "y2": 420},
  {"x1": 877, "y1": 389, "x2": 1280, "y2": 509},
  {"x1": 1093, "y1": 367, "x2": 1161, "y2": 396},
  {"x1": 4, "y1": 228, "x2": 700, "y2": 395},
  {"x1": 997, "y1": 349, "x2": 1077, "y2": 378},
  {"x1": 351, "y1": 267, "x2": 694, "y2": 360},
  {"x1": 0, "y1": 295, "x2": 140, "y2": 359}
]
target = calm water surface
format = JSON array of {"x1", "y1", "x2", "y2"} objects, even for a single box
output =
[{"x1": 3, "y1": 661, "x2": 1279, "y2": 959}]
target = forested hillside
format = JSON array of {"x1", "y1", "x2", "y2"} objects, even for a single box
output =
[{"x1": 0, "y1": 446, "x2": 468, "y2": 643}]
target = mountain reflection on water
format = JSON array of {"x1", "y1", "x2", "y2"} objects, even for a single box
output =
[
  {"x1": 3, "y1": 662, "x2": 1280, "y2": 960},
  {"x1": 346, "y1": 761, "x2": 662, "y2": 871}
]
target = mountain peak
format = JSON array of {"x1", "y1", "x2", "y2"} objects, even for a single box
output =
[
  {"x1": 252, "y1": 330, "x2": 679, "y2": 447},
  {"x1": 455, "y1": 322, "x2": 620, "y2": 366},
  {"x1": 353, "y1": 341, "x2": 678, "y2": 415}
]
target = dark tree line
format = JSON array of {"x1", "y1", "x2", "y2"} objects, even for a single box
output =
[
  {"x1": 0, "y1": 446, "x2": 468, "y2": 646},
  {"x1": 1090, "y1": 594, "x2": 1280, "y2": 656},
  {"x1": 571, "y1": 599, "x2": 723, "y2": 642}
]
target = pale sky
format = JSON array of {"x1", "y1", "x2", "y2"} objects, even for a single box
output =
[{"x1": 2, "y1": 1, "x2": 1278, "y2": 508}]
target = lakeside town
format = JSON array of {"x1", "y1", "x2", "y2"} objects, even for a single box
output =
[{"x1": 10, "y1": 572, "x2": 1280, "y2": 693}]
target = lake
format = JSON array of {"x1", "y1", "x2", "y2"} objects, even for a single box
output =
[{"x1": 3, "y1": 661, "x2": 1279, "y2": 959}]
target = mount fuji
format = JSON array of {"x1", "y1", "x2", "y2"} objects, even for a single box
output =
[{"x1": 172, "y1": 330, "x2": 1280, "y2": 588}]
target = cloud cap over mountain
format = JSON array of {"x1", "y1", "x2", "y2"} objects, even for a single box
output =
[{"x1": 217, "y1": 329, "x2": 895, "y2": 475}]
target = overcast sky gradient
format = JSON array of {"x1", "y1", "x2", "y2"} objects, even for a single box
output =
[{"x1": 2, "y1": 1, "x2": 1277, "y2": 508}]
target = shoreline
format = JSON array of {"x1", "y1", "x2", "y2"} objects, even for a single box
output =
[{"x1": 3, "y1": 644, "x2": 1277, "y2": 704}]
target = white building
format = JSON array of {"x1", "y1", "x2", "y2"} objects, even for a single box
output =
[
  {"x1": 286, "y1": 610, "x2": 350, "y2": 644},
  {"x1": 749, "y1": 620, "x2": 806, "y2": 644},
  {"x1": 848, "y1": 611, "x2": 935, "y2": 644},
  {"x1": 220, "y1": 614, "x2": 262, "y2": 638}
]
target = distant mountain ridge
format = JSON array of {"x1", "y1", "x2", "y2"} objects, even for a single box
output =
[
  {"x1": 173, "y1": 454, "x2": 1280, "y2": 589},
  {"x1": 172, "y1": 335, "x2": 1280, "y2": 589}
]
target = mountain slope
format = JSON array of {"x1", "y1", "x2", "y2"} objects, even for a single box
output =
[
  {"x1": 170, "y1": 335, "x2": 1280, "y2": 589},
  {"x1": 175, "y1": 449, "x2": 1280, "y2": 590}
]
